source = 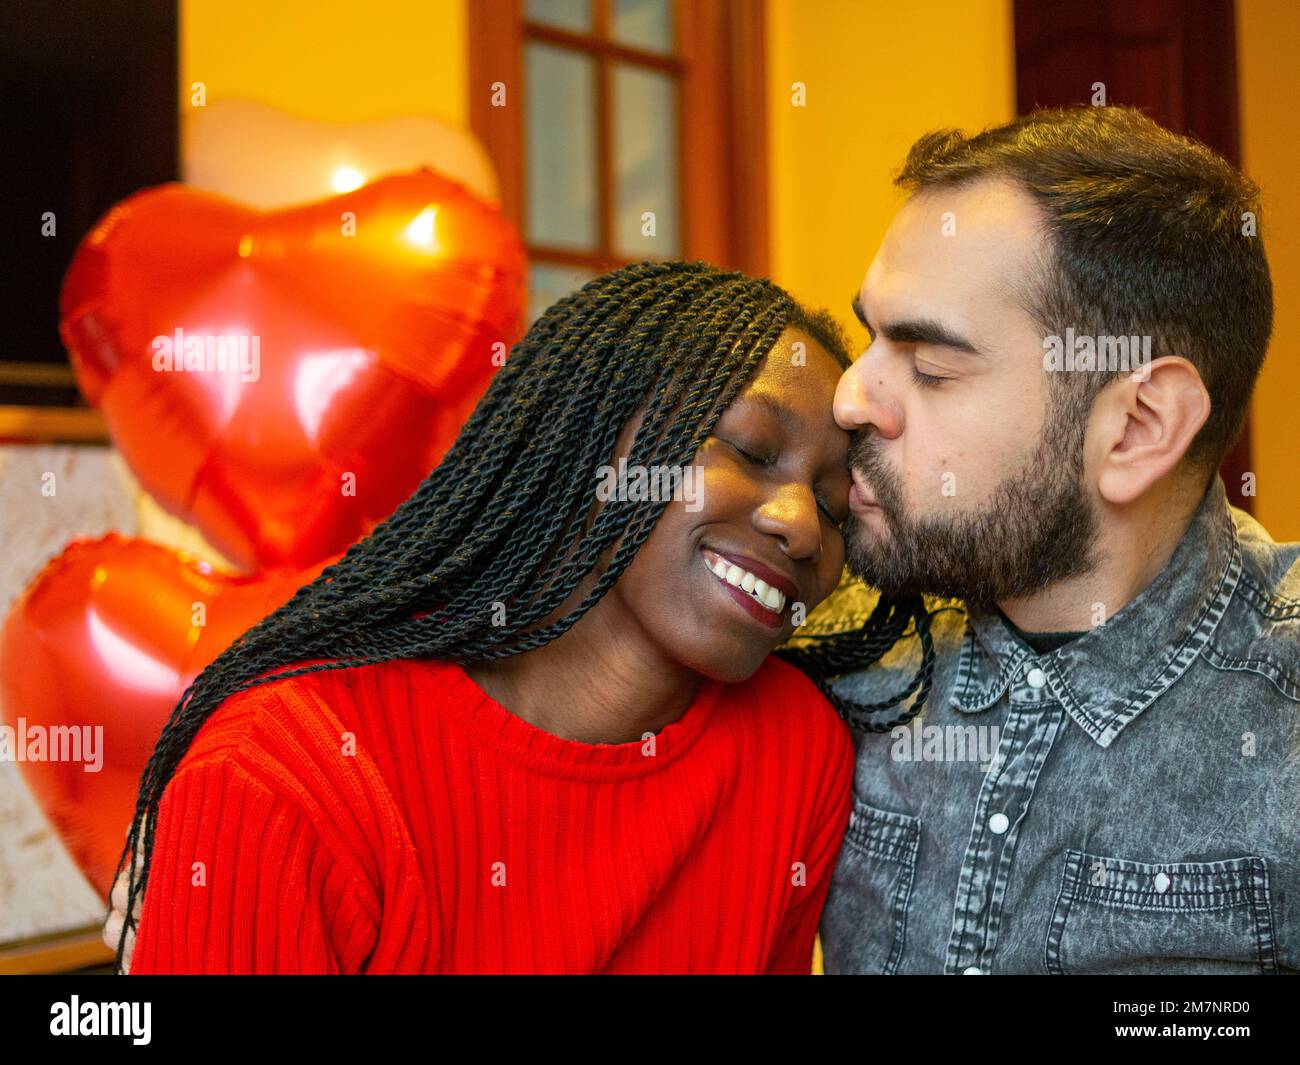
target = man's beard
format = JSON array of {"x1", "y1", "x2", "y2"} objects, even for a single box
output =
[{"x1": 843, "y1": 413, "x2": 1099, "y2": 605}]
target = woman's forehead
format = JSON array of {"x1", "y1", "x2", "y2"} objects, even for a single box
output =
[{"x1": 746, "y1": 329, "x2": 843, "y2": 397}]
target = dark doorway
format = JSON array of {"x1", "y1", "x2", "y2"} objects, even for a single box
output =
[
  {"x1": 1, "y1": 0, "x2": 179, "y2": 411},
  {"x1": 1014, "y1": 0, "x2": 1253, "y2": 511}
]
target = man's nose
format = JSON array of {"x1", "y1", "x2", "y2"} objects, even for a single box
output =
[{"x1": 833, "y1": 348, "x2": 903, "y2": 438}]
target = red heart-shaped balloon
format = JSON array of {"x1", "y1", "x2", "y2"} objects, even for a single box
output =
[
  {"x1": 59, "y1": 171, "x2": 526, "y2": 572},
  {"x1": 0, "y1": 534, "x2": 338, "y2": 897}
]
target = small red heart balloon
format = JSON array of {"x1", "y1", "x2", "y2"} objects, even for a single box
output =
[
  {"x1": 59, "y1": 170, "x2": 526, "y2": 572},
  {"x1": 0, "y1": 534, "x2": 338, "y2": 897}
]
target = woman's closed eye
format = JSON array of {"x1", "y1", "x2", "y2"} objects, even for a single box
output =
[
  {"x1": 725, "y1": 438, "x2": 773, "y2": 467},
  {"x1": 724, "y1": 438, "x2": 847, "y2": 525}
]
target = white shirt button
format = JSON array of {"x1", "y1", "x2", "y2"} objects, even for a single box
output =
[
  {"x1": 988, "y1": 812, "x2": 1010, "y2": 834},
  {"x1": 1026, "y1": 667, "x2": 1047, "y2": 689},
  {"x1": 1154, "y1": 872, "x2": 1171, "y2": 894},
  {"x1": 963, "y1": 966, "x2": 984, "y2": 975}
]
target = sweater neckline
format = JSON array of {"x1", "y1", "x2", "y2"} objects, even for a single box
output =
[{"x1": 430, "y1": 659, "x2": 726, "y2": 780}]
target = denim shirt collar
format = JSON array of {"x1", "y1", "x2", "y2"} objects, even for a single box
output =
[{"x1": 950, "y1": 475, "x2": 1243, "y2": 748}]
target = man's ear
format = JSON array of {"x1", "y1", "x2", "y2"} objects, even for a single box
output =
[{"x1": 1091, "y1": 356, "x2": 1211, "y2": 505}]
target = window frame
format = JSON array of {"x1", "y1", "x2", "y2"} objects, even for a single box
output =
[{"x1": 468, "y1": 0, "x2": 769, "y2": 284}]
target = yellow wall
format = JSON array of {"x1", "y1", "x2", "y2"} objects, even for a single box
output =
[
  {"x1": 766, "y1": 0, "x2": 1015, "y2": 340},
  {"x1": 1238, "y1": 0, "x2": 1300, "y2": 541},
  {"x1": 180, "y1": 0, "x2": 467, "y2": 126}
]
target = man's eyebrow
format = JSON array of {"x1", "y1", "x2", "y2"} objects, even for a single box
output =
[{"x1": 850, "y1": 294, "x2": 981, "y2": 355}]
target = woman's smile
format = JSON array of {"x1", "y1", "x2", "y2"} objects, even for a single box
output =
[{"x1": 699, "y1": 546, "x2": 794, "y2": 631}]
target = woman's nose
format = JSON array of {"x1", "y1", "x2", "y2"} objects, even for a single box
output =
[
  {"x1": 752, "y1": 484, "x2": 826, "y2": 563},
  {"x1": 834, "y1": 348, "x2": 902, "y2": 439}
]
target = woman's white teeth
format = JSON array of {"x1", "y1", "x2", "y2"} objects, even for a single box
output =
[{"x1": 708, "y1": 554, "x2": 786, "y2": 612}]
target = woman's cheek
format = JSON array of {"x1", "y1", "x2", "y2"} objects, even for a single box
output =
[{"x1": 696, "y1": 460, "x2": 741, "y2": 517}]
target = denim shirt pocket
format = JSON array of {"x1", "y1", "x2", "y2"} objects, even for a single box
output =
[
  {"x1": 1045, "y1": 848, "x2": 1277, "y2": 974},
  {"x1": 820, "y1": 795, "x2": 921, "y2": 975}
]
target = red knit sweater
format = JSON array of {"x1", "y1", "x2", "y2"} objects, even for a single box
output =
[{"x1": 128, "y1": 652, "x2": 854, "y2": 974}]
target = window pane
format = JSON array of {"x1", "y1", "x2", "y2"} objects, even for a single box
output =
[
  {"x1": 525, "y1": 0, "x2": 591, "y2": 33},
  {"x1": 525, "y1": 43, "x2": 598, "y2": 250},
  {"x1": 611, "y1": 0, "x2": 673, "y2": 53},
  {"x1": 611, "y1": 64, "x2": 679, "y2": 259},
  {"x1": 528, "y1": 262, "x2": 599, "y2": 325}
]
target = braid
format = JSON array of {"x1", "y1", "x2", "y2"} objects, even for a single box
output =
[
  {"x1": 774, "y1": 594, "x2": 936, "y2": 732},
  {"x1": 109, "y1": 259, "x2": 933, "y2": 974}
]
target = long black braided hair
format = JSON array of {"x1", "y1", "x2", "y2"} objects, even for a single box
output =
[{"x1": 109, "y1": 259, "x2": 933, "y2": 974}]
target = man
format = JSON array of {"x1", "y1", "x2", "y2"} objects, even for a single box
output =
[{"x1": 796, "y1": 105, "x2": 1298, "y2": 974}]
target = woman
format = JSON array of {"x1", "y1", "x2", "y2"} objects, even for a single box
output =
[{"x1": 109, "y1": 260, "x2": 932, "y2": 974}]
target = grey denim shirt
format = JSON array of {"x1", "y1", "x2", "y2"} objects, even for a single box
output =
[{"x1": 798, "y1": 475, "x2": 1299, "y2": 974}]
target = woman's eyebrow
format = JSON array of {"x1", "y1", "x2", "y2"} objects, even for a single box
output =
[
  {"x1": 736, "y1": 390, "x2": 802, "y2": 437},
  {"x1": 735, "y1": 392, "x2": 849, "y2": 467}
]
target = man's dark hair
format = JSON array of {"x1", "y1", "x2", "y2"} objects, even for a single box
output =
[{"x1": 895, "y1": 104, "x2": 1273, "y2": 474}]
